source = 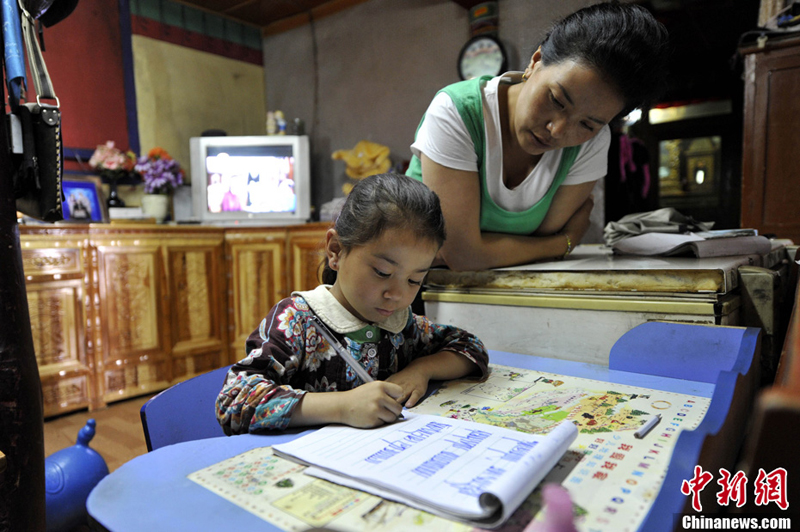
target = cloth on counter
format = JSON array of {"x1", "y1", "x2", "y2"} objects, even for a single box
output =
[
  {"x1": 603, "y1": 207, "x2": 714, "y2": 246},
  {"x1": 610, "y1": 232, "x2": 771, "y2": 258}
]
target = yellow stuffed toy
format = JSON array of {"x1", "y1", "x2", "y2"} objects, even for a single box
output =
[{"x1": 332, "y1": 140, "x2": 391, "y2": 195}]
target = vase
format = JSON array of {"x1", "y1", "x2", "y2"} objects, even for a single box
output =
[
  {"x1": 106, "y1": 175, "x2": 125, "y2": 208},
  {"x1": 140, "y1": 194, "x2": 170, "y2": 223}
]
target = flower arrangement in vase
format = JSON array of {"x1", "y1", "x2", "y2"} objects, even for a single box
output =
[
  {"x1": 88, "y1": 141, "x2": 137, "y2": 208},
  {"x1": 135, "y1": 147, "x2": 184, "y2": 223}
]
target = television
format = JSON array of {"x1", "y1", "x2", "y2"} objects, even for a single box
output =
[{"x1": 189, "y1": 135, "x2": 311, "y2": 225}]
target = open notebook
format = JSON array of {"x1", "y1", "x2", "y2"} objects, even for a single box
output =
[{"x1": 272, "y1": 412, "x2": 577, "y2": 528}]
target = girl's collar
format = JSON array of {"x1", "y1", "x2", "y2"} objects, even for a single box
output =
[{"x1": 294, "y1": 285, "x2": 409, "y2": 335}]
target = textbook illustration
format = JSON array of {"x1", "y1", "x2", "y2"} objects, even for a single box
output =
[
  {"x1": 190, "y1": 446, "x2": 475, "y2": 532},
  {"x1": 190, "y1": 365, "x2": 710, "y2": 531},
  {"x1": 415, "y1": 366, "x2": 662, "y2": 435},
  {"x1": 414, "y1": 365, "x2": 710, "y2": 530}
]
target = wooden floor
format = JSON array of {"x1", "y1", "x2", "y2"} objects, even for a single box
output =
[{"x1": 44, "y1": 393, "x2": 157, "y2": 472}]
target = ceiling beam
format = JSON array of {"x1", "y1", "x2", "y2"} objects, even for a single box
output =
[{"x1": 263, "y1": 0, "x2": 372, "y2": 35}]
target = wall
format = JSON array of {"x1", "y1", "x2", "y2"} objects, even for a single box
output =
[
  {"x1": 32, "y1": 0, "x2": 267, "y2": 200},
  {"x1": 39, "y1": 0, "x2": 132, "y2": 160},
  {"x1": 132, "y1": 37, "x2": 266, "y2": 179},
  {"x1": 130, "y1": 0, "x2": 267, "y2": 185},
  {"x1": 262, "y1": 0, "x2": 594, "y2": 224}
]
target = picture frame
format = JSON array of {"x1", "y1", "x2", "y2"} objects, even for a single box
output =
[{"x1": 61, "y1": 175, "x2": 108, "y2": 223}]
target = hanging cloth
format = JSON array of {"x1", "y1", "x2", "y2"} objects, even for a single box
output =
[
  {"x1": 618, "y1": 133, "x2": 651, "y2": 199},
  {"x1": 2, "y1": 0, "x2": 26, "y2": 109}
]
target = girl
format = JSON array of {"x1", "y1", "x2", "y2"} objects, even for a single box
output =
[
  {"x1": 407, "y1": 2, "x2": 670, "y2": 270},
  {"x1": 216, "y1": 173, "x2": 488, "y2": 433}
]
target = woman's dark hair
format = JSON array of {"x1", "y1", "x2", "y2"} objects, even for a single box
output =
[
  {"x1": 539, "y1": 1, "x2": 670, "y2": 116},
  {"x1": 321, "y1": 172, "x2": 446, "y2": 285}
]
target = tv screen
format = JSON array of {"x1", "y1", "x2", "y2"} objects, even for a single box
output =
[{"x1": 189, "y1": 135, "x2": 311, "y2": 225}]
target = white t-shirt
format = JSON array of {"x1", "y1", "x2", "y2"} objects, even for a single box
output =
[{"x1": 411, "y1": 72, "x2": 610, "y2": 212}]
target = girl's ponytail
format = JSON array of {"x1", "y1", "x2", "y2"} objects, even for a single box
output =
[{"x1": 320, "y1": 259, "x2": 337, "y2": 285}]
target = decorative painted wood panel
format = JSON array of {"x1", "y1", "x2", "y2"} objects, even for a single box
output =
[
  {"x1": 164, "y1": 234, "x2": 227, "y2": 379},
  {"x1": 20, "y1": 232, "x2": 96, "y2": 417},
  {"x1": 287, "y1": 223, "x2": 328, "y2": 293},
  {"x1": 225, "y1": 229, "x2": 286, "y2": 362},
  {"x1": 95, "y1": 242, "x2": 170, "y2": 402}
]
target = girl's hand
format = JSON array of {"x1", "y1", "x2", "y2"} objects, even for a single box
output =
[
  {"x1": 339, "y1": 381, "x2": 405, "y2": 428},
  {"x1": 385, "y1": 366, "x2": 430, "y2": 408}
]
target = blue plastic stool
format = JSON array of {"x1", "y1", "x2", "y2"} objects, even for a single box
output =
[{"x1": 45, "y1": 419, "x2": 109, "y2": 532}]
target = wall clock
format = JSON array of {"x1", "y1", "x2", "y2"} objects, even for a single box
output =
[{"x1": 458, "y1": 34, "x2": 508, "y2": 80}]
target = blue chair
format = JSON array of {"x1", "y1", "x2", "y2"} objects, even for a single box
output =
[{"x1": 140, "y1": 365, "x2": 231, "y2": 452}]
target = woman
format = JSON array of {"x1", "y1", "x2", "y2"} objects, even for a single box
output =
[{"x1": 407, "y1": 2, "x2": 669, "y2": 271}]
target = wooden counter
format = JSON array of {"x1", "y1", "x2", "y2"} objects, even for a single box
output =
[
  {"x1": 735, "y1": 257, "x2": 800, "y2": 513},
  {"x1": 21, "y1": 222, "x2": 328, "y2": 417}
]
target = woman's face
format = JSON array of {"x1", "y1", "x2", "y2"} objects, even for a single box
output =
[{"x1": 513, "y1": 50, "x2": 625, "y2": 155}]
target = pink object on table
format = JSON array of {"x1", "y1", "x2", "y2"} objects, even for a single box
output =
[{"x1": 522, "y1": 484, "x2": 578, "y2": 532}]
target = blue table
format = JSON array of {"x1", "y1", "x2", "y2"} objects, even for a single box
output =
[{"x1": 87, "y1": 322, "x2": 759, "y2": 531}]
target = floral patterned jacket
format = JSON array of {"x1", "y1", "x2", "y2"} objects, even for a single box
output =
[{"x1": 216, "y1": 285, "x2": 488, "y2": 433}]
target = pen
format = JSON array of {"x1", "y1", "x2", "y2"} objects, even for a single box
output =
[
  {"x1": 310, "y1": 316, "x2": 374, "y2": 383},
  {"x1": 634, "y1": 413, "x2": 661, "y2": 439}
]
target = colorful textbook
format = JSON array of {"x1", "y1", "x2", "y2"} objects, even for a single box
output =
[
  {"x1": 272, "y1": 414, "x2": 578, "y2": 528},
  {"x1": 180, "y1": 322, "x2": 760, "y2": 532}
]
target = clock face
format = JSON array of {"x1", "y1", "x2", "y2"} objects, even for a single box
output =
[{"x1": 458, "y1": 35, "x2": 507, "y2": 80}]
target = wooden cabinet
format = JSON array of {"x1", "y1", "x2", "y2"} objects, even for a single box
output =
[
  {"x1": 164, "y1": 234, "x2": 227, "y2": 378},
  {"x1": 21, "y1": 222, "x2": 327, "y2": 417},
  {"x1": 287, "y1": 223, "x2": 328, "y2": 292},
  {"x1": 91, "y1": 227, "x2": 228, "y2": 405},
  {"x1": 94, "y1": 235, "x2": 171, "y2": 403},
  {"x1": 224, "y1": 222, "x2": 328, "y2": 362},
  {"x1": 224, "y1": 227, "x2": 287, "y2": 360},
  {"x1": 21, "y1": 227, "x2": 97, "y2": 416},
  {"x1": 741, "y1": 36, "x2": 800, "y2": 244}
]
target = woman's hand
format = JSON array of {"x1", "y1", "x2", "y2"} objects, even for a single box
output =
[{"x1": 386, "y1": 366, "x2": 430, "y2": 408}]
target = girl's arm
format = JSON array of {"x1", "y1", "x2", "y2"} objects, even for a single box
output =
[
  {"x1": 386, "y1": 351, "x2": 477, "y2": 407},
  {"x1": 217, "y1": 298, "x2": 408, "y2": 431},
  {"x1": 288, "y1": 382, "x2": 405, "y2": 428},
  {"x1": 216, "y1": 372, "x2": 304, "y2": 434},
  {"x1": 216, "y1": 299, "x2": 312, "y2": 433},
  {"x1": 420, "y1": 154, "x2": 593, "y2": 271},
  {"x1": 218, "y1": 372, "x2": 406, "y2": 431}
]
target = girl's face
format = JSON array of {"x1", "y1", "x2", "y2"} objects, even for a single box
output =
[
  {"x1": 513, "y1": 49, "x2": 625, "y2": 155},
  {"x1": 327, "y1": 227, "x2": 438, "y2": 324}
]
